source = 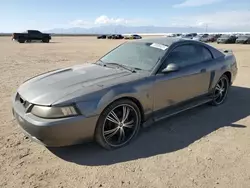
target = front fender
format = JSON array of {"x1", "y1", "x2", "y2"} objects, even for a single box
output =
[
  {"x1": 97, "y1": 81, "x2": 154, "y2": 117},
  {"x1": 76, "y1": 85, "x2": 153, "y2": 118}
]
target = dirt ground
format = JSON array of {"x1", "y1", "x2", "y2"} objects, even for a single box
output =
[{"x1": 0, "y1": 36, "x2": 250, "y2": 188}]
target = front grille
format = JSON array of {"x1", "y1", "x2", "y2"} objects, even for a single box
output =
[{"x1": 16, "y1": 93, "x2": 30, "y2": 109}]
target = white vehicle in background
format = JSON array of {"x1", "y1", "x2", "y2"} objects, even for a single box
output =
[
  {"x1": 166, "y1": 33, "x2": 182, "y2": 38},
  {"x1": 124, "y1": 34, "x2": 142, "y2": 39},
  {"x1": 181, "y1": 33, "x2": 197, "y2": 39},
  {"x1": 192, "y1": 34, "x2": 209, "y2": 41}
]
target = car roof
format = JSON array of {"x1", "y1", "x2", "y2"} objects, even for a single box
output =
[
  {"x1": 28, "y1": 30, "x2": 39, "y2": 32},
  {"x1": 129, "y1": 37, "x2": 224, "y2": 57},
  {"x1": 130, "y1": 37, "x2": 187, "y2": 46}
]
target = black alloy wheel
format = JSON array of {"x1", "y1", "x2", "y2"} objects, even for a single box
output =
[
  {"x1": 210, "y1": 75, "x2": 230, "y2": 106},
  {"x1": 95, "y1": 99, "x2": 141, "y2": 150}
]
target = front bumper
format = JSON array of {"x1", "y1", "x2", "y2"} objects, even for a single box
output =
[{"x1": 12, "y1": 100, "x2": 99, "y2": 147}]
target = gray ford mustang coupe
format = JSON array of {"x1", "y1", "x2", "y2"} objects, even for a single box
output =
[{"x1": 12, "y1": 37, "x2": 238, "y2": 150}]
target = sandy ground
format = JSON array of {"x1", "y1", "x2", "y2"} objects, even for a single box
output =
[{"x1": 1, "y1": 36, "x2": 250, "y2": 188}]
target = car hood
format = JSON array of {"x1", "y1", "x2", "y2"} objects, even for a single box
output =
[{"x1": 17, "y1": 63, "x2": 132, "y2": 105}]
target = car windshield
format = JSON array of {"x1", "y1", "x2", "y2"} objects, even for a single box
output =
[{"x1": 98, "y1": 42, "x2": 167, "y2": 71}]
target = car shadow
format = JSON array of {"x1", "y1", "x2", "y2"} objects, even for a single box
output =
[{"x1": 48, "y1": 86, "x2": 249, "y2": 166}]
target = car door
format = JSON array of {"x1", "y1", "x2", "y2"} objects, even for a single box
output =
[
  {"x1": 153, "y1": 43, "x2": 213, "y2": 113},
  {"x1": 28, "y1": 31, "x2": 38, "y2": 40},
  {"x1": 33, "y1": 31, "x2": 42, "y2": 40}
]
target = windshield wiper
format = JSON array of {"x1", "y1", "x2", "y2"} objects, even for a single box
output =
[
  {"x1": 104, "y1": 62, "x2": 136, "y2": 73},
  {"x1": 133, "y1": 67, "x2": 142, "y2": 71},
  {"x1": 95, "y1": 59, "x2": 106, "y2": 66}
]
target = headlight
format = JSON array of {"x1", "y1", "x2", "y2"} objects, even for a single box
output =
[{"x1": 31, "y1": 105, "x2": 79, "y2": 119}]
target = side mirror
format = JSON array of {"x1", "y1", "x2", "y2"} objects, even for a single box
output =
[{"x1": 162, "y1": 63, "x2": 180, "y2": 73}]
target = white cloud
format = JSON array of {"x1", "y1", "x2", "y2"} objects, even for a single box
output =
[
  {"x1": 173, "y1": 0, "x2": 223, "y2": 8},
  {"x1": 170, "y1": 10, "x2": 250, "y2": 31},
  {"x1": 95, "y1": 15, "x2": 129, "y2": 25},
  {"x1": 68, "y1": 11, "x2": 250, "y2": 32},
  {"x1": 70, "y1": 15, "x2": 144, "y2": 27}
]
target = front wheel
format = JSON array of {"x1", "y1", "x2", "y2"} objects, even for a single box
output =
[
  {"x1": 95, "y1": 99, "x2": 141, "y2": 150},
  {"x1": 210, "y1": 75, "x2": 230, "y2": 106},
  {"x1": 42, "y1": 38, "x2": 50, "y2": 43}
]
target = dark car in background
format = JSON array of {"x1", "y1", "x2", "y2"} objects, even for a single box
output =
[
  {"x1": 200, "y1": 34, "x2": 221, "y2": 43},
  {"x1": 97, "y1": 35, "x2": 107, "y2": 39},
  {"x1": 217, "y1": 35, "x2": 237, "y2": 44},
  {"x1": 12, "y1": 30, "x2": 51, "y2": 43},
  {"x1": 107, "y1": 35, "x2": 113, "y2": 39},
  {"x1": 200, "y1": 35, "x2": 214, "y2": 42},
  {"x1": 181, "y1": 33, "x2": 197, "y2": 39},
  {"x1": 235, "y1": 35, "x2": 250, "y2": 44},
  {"x1": 213, "y1": 34, "x2": 222, "y2": 40},
  {"x1": 107, "y1": 34, "x2": 124, "y2": 39}
]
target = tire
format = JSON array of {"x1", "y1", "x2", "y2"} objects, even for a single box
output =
[
  {"x1": 210, "y1": 75, "x2": 230, "y2": 106},
  {"x1": 95, "y1": 99, "x2": 141, "y2": 150},
  {"x1": 42, "y1": 38, "x2": 50, "y2": 43},
  {"x1": 18, "y1": 39, "x2": 25, "y2": 43}
]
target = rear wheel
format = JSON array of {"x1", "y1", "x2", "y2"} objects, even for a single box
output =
[
  {"x1": 95, "y1": 99, "x2": 141, "y2": 150},
  {"x1": 210, "y1": 75, "x2": 230, "y2": 106},
  {"x1": 18, "y1": 39, "x2": 25, "y2": 43}
]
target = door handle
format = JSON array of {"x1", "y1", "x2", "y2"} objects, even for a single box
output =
[{"x1": 200, "y1": 69, "x2": 206, "y2": 73}]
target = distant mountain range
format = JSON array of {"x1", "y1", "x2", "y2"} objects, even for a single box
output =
[
  {"x1": 1, "y1": 25, "x2": 247, "y2": 36},
  {"x1": 44, "y1": 25, "x2": 213, "y2": 34}
]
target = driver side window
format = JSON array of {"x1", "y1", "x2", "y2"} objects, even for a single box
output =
[{"x1": 165, "y1": 44, "x2": 201, "y2": 68}]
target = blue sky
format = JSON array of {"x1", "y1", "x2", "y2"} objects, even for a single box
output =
[{"x1": 1, "y1": 0, "x2": 250, "y2": 32}]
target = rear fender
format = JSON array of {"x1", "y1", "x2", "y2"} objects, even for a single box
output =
[{"x1": 210, "y1": 52, "x2": 237, "y2": 89}]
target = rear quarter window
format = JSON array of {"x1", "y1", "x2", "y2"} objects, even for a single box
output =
[
  {"x1": 206, "y1": 45, "x2": 225, "y2": 59},
  {"x1": 197, "y1": 45, "x2": 213, "y2": 61}
]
